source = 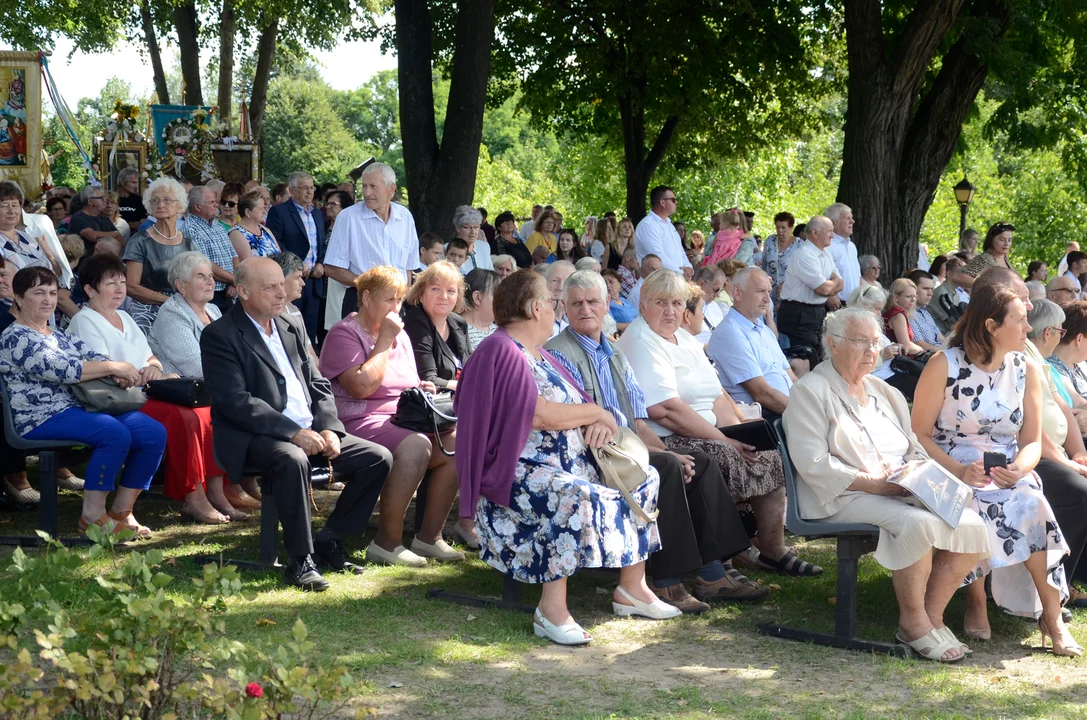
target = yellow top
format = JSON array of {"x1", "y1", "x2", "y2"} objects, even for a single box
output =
[{"x1": 525, "y1": 231, "x2": 556, "y2": 254}]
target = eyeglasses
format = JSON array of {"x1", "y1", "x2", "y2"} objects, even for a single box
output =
[
  {"x1": 663, "y1": 196, "x2": 678, "y2": 203},
  {"x1": 150, "y1": 197, "x2": 177, "y2": 206},
  {"x1": 221, "y1": 200, "x2": 237, "y2": 208},
  {"x1": 1047, "y1": 326, "x2": 1069, "y2": 338},
  {"x1": 1053, "y1": 287, "x2": 1077, "y2": 295},
  {"x1": 325, "y1": 201, "x2": 341, "y2": 208},
  {"x1": 88, "y1": 195, "x2": 105, "y2": 202},
  {"x1": 833, "y1": 335, "x2": 881, "y2": 351}
]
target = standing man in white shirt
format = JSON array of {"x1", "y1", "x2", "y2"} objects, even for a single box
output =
[
  {"x1": 824, "y1": 203, "x2": 860, "y2": 302},
  {"x1": 323, "y1": 163, "x2": 421, "y2": 325},
  {"x1": 635, "y1": 186, "x2": 693, "y2": 279},
  {"x1": 519, "y1": 203, "x2": 543, "y2": 240},
  {"x1": 777, "y1": 216, "x2": 842, "y2": 362}
]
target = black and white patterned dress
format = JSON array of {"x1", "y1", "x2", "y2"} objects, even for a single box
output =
[{"x1": 934, "y1": 347, "x2": 1069, "y2": 618}]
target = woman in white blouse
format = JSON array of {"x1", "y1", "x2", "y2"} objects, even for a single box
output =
[
  {"x1": 67, "y1": 253, "x2": 241, "y2": 525},
  {"x1": 617, "y1": 269, "x2": 822, "y2": 578}
]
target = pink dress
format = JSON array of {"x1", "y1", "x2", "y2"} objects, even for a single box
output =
[{"x1": 318, "y1": 314, "x2": 421, "y2": 452}]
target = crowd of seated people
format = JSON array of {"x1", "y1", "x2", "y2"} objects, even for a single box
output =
[{"x1": 7, "y1": 175, "x2": 1087, "y2": 660}]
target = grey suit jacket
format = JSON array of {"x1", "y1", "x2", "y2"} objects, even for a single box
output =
[{"x1": 200, "y1": 302, "x2": 344, "y2": 482}]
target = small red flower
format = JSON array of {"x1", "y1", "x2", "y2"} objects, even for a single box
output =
[{"x1": 245, "y1": 682, "x2": 263, "y2": 698}]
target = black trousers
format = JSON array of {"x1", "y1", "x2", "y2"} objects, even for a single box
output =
[
  {"x1": 778, "y1": 300, "x2": 827, "y2": 364},
  {"x1": 648, "y1": 450, "x2": 750, "y2": 579},
  {"x1": 294, "y1": 276, "x2": 323, "y2": 347},
  {"x1": 1035, "y1": 457, "x2": 1087, "y2": 583},
  {"x1": 884, "y1": 372, "x2": 919, "y2": 401},
  {"x1": 341, "y1": 286, "x2": 359, "y2": 322},
  {"x1": 245, "y1": 433, "x2": 393, "y2": 558}
]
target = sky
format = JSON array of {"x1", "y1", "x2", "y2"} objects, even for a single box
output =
[{"x1": 43, "y1": 35, "x2": 398, "y2": 103}]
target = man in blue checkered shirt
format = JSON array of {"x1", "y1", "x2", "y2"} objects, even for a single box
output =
[{"x1": 184, "y1": 185, "x2": 238, "y2": 313}]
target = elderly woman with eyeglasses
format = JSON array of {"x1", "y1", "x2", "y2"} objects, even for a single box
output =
[
  {"x1": 858, "y1": 255, "x2": 882, "y2": 289},
  {"x1": 122, "y1": 176, "x2": 197, "y2": 334},
  {"x1": 449, "y1": 205, "x2": 492, "y2": 274},
  {"x1": 784, "y1": 308, "x2": 988, "y2": 662}
]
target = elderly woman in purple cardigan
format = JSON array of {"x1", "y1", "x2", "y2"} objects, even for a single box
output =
[{"x1": 455, "y1": 270, "x2": 679, "y2": 646}]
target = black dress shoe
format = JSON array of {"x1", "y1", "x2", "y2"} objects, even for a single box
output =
[
  {"x1": 314, "y1": 536, "x2": 365, "y2": 575},
  {"x1": 284, "y1": 555, "x2": 330, "y2": 592}
]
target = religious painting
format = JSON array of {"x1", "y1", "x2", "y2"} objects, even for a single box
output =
[
  {"x1": 0, "y1": 53, "x2": 42, "y2": 199},
  {"x1": 211, "y1": 143, "x2": 260, "y2": 184},
  {"x1": 98, "y1": 141, "x2": 147, "y2": 193}
]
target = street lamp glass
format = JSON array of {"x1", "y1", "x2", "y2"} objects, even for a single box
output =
[{"x1": 953, "y1": 176, "x2": 977, "y2": 206}]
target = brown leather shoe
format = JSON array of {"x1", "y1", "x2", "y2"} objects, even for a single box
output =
[
  {"x1": 651, "y1": 583, "x2": 710, "y2": 614},
  {"x1": 693, "y1": 572, "x2": 771, "y2": 603}
]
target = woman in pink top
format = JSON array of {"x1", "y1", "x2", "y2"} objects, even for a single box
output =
[{"x1": 319, "y1": 266, "x2": 462, "y2": 568}]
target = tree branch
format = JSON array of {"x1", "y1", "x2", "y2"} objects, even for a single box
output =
[
  {"x1": 643, "y1": 114, "x2": 683, "y2": 181},
  {"x1": 890, "y1": 0, "x2": 970, "y2": 97}
]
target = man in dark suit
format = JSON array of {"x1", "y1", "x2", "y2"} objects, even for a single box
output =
[
  {"x1": 201, "y1": 257, "x2": 392, "y2": 591},
  {"x1": 265, "y1": 171, "x2": 326, "y2": 345}
]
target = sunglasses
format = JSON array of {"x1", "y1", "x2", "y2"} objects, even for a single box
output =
[
  {"x1": 221, "y1": 200, "x2": 237, "y2": 208},
  {"x1": 994, "y1": 223, "x2": 1015, "y2": 232}
]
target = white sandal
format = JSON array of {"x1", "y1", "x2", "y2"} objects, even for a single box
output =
[
  {"x1": 895, "y1": 628, "x2": 966, "y2": 663},
  {"x1": 935, "y1": 626, "x2": 971, "y2": 655},
  {"x1": 612, "y1": 586, "x2": 682, "y2": 620},
  {"x1": 533, "y1": 607, "x2": 591, "y2": 646}
]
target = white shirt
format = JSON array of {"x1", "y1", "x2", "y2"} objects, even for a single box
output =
[
  {"x1": 627, "y1": 278, "x2": 645, "y2": 312},
  {"x1": 617, "y1": 317, "x2": 721, "y2": 437},
  {"x1": 1065, "y1": 270, "x2": 1082, "y2": 294},
  {"x1": 22, "y1": 211, "x2": 73, "y2": 289},
  {"x1": 634, "y1": 212, "x2": 691, "y2": 272},
  {"x1": 827, "y1": 233, "x2": 860, "y2": 301},
  {"x1": 519, "y1": 219, "x2": 535, "y2": 240},
  {"x1": 780, "y1": 240, "x2": 836, "y2": 305},
  {"x1": 325, "y1": 201, "x2": 421, "y2": 282},
  {"x1": 458, "y1": 239, "x2": 494, "y2": 274},
  {"x1": 67, "y1": 307, "x2": 154, "y2": 368},
  {"x1": 696, "y1": 299, "x2": 728, "y2": 345},
  {"x1": 956, "y1": 286, "x2": 971, "y2": 305},
  {"x1": 247, "y1": 313, "x2": 314, "y2": 430}
]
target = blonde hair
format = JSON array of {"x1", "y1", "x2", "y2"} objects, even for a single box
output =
[
  {"x1": 640, "y1": 268, "x2": 688, "y2": 305},
  {"x1": 689, "y1": 229, "x2": 705, "y2": 251},
  {"x1": 61, "y1": 234, "x2": 85, "y2": 265},
  {"x1": 406, "y1": 260, "x2": 465, "y2": 311},
  {"x1": 684, "y1": 281, "x2": 703, "y2": 314},
  {"x1": 715, "y1": 258, "x2": 747, "y2": 279},
  {"x1": 713, "y1": 209, "x2": 743, "y2": 231},
  {"x1": 884, "y1": 277, "x2": 918, "y2": 315},
  {"x1": 356, "y1": 265, "x2": 408, "y2": 306}
]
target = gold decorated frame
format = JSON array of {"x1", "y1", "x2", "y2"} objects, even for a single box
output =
[
  {"x1": 210, "y1": 143, "x2": 260, "y2": 184},
  {"x1": 98, "y1": 141, "x2": 148, "y2": 194},
  {"x1": 0, "y1": 52, "x2": 42, "y2": 200}
]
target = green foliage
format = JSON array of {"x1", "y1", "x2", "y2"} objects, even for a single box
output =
[
  {"x1": 262, "y1": 74, "x2": 365, "y2": 185},
  {"x1": 0, "y1": 529, "x2": 373, "y2": 719},
  {"x1": 330, "y1": 69, "x2": 404, "y2": 181}
]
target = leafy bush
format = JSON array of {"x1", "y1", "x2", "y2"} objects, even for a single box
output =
[{"x1": 0, "y1": 528, "x2": 373, "y2": 720}]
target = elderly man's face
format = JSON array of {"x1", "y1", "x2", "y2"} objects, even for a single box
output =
[
  {"x1": 1049, "y1": 279, "x2": 1078, "y2": 304},
  {"x1": 734, "y1": 274, "x2": 772, "y2": 319},
  {"x1": 362, "y1": 174, "x2": 394, "y2": 211},
  {"x1": 833, "y1": 209, "x2": 854, "y2": 238},
  {"x1": 238, "y1": 260, "x2": 287, "y2": 319},
  {"x1": 547, "y1": 267, "x2": 574, "y2": 300},
  {"x1": 121, "y1": 174, "x2": 139, "y2": 194},
  {"x1": 699, "y1": 274, "x2": 725, "y2": 305},
  {"x1": 565, "y1": 284, "x2": 608, "y2": 337},
  {"x1": 640, "y1": 257, "x2": 663, "y2": 279},
  {"x1": 289, "y1": 177, "x2": 315, "y2": 208},
  {"x1": 807, "y1": 220, "x2": 833, "y2": 249},
  {"x1": 191, "y1": 189, "x2": 219, "y2": 220}
]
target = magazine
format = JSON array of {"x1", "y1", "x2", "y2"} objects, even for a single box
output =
[{"x1": 887, "y1": 459, "x2": 973, "y2": 529}]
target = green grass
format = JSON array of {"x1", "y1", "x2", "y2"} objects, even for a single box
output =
[{"x1": 3, "y1": 482, "x2": 1087, "y2": 719}]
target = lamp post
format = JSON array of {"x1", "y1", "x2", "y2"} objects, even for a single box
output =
[{"x1": 953, "y1": 175, "x2": 977, "y2": 239}]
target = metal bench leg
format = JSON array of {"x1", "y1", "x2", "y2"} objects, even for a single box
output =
[
  {"x1": 428, "y1": 573, "x2": 534, "y2": 613},
  {"x1": 757, "y1": 536, "x2": 910, "y2": 658},
  {"x1": 259, "y1": 488, "x2": 279, "y2": 566},
  {"x1": 39, "y1": 450, "x2": 58, "y2": 539}
]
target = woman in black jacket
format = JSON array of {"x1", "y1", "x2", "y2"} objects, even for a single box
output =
[
  {"x1": 402, "y1": 261, "x2": 471, "y2": 389},
  {"x1": 492, "y1": 211, "x2": 533, "y2": 269}
]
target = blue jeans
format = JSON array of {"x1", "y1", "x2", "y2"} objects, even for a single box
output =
[{"x1": 25, "y1": 408, "x2": 166, "y2": 492}]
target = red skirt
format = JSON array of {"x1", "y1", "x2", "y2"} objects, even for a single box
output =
[{"x1": 140, "y1": 399, "x2": 222, "y2": 501}]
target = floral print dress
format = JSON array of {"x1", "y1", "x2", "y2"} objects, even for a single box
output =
[
  {"x1": 934, "y1": 347, "x2": 1069, "y2": 618},
  {"x1": 476, "y1": 344, "x2": 662, "y2": 584}
]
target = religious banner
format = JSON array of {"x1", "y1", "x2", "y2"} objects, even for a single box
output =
[{"x1": 0, "y1": 52, "x2": 42, "y2": 200}]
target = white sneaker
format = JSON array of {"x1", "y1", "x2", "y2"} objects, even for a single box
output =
[
  {"x1": 57, "y1": 474, "x2": 85, "y2": 491},
  {"x1": 365, "y1": 541, "x2": 428, "y2": 567},
  {"x1": 411, "y1": 536, "x2": 465, "y2": 561}
]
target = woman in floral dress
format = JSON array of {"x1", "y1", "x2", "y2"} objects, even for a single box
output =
[
  {"x1": 455, "y1": 270, "x2": 680, "y2": 646},
  {"x1": 913, "y1": 284, "x2": 1079, "y2": 657}
]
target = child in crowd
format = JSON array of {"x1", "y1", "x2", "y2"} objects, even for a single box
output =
[
  {"x1": 419, "y1": 232, "x2": 444, "y2": 268},
  {"x1": 445, "y1": 238, "x2": 469, "y2": 268}
]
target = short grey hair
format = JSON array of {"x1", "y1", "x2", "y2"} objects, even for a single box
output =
[
  {"x1": 1027, "y1": 298, "x2": 1066, "y2": 340},
  {"x1": 693, "y1": 266, "x2": 724, "y2": 284},
  {"x1": 823, "y1": 307, "x2": 881, "y2": 359},
  {"x1": 116, "y1": 167, "x2": 140, "y2": 186},
  {"x1": 286, "y1": 171, "x2": 314, "y2": 189},
  {"x1": 563, "y1": 269, "x2": 608, "y2": 303},
  {"x1": 452, "y1": 204, "x2": 483, "y2": 229},
  {"x1": 187, "y1": 185, "x2": 214, "y2": 208},
  {"x1": 491, "y1": 254, "x2": 515, "y2": 269},
  {"x1": 205, "y1": 179, "x2": 225, "y2": 197},
  {"x1": 859, "y1": 254, "x2": 880, "y2": 272},
  {"x1": 732, "y1": 266, "x2": 768, "y2": 290},
  {"x1": 142, "y1": 176, "x2": 189, "y2": 215},
  {"x1": 270, "y1": 251, "x2": 305, "y2": 278},
  {"x1": 824, "y1": 203, "x2": 852, "y2": 223},
  {"x1": 361, "y1": 162, "x2": 396, "y2": 187},
  {"x1": 1025, "y1": 280, "x2": 1046, "y2": 299},
  {"x1": 574, "y1": 256, "x2": 602, "y2": 273},
  {"x1": 846, "y1": 283, "x2": 887, "y2": 312},
  {"x1": 167, "y1": 251, "x2": 213, "y2": 288},
  {"x1": 544, "y1": 260, "x2": 576, "y2": 280}
]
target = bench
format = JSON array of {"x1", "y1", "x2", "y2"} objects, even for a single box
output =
[
  {"x1": 0, "y1": 377, "x2": 91, "y2": 547},
  {"x1": 193, "y1": 458, "x2": 281, "y2": 570},
  {"x1": 757, "y1": 419, "x2": 909, "y2": 657}
]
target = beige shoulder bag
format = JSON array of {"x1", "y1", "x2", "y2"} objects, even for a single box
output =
[{"x1": 580, "y1": 426, "x2": 658, "y2": 523}]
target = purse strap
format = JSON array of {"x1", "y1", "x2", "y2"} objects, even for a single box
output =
[
  {"x1": 578, "y1": 428, "x2": 658, "y2": 523},
  {"x1": 422, "y1": 390, "x2": 456, "y2": 457}
]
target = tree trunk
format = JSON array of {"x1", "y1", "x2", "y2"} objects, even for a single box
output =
[
  {"x1": 395, "y1": 0, "x2": 495, "y2": 235},
  {"x1": 140, "y1": 4, "x2": 169, "y2": 104},
  {"x1": 217, "y1": 0, "x2": 235, "y2": 131},
  {"x1": 173, "y1": 1, "x2": 203, "y2": 105},
  {"x1": 837, "y1": 0, "x2": 1009, "y2": 279},
  {"x1": 249, "y1": 17, "x2": 279, "y2": 141},
  {"x1": 618, "y1": 83, "x2": 682, "y2": 223}
]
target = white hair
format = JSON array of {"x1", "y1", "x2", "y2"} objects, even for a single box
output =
[
  {"x1": 824, "y1": 203, "x2": 852, "y2": 223},
  {"x1": 1025, "y1": 280, "x2": 1046, "y2": 300},
  {"x1": 286, "y1": 171, "x2": 314, "y2": 189},
  {"x1": 167, "y1": 251, "x2": 214, "y2": 287},
  {"x1": 544, "y1": 260, "x2": 576, "y2": 280},
  {"x1": 361, "y1": 162, "x2": 396, "y2": 187},
  {"x1": 142, "y1": 176, "x2": 189, "y2": 216},
  {"x1": 452, "y1": 204, "x2": 483, "y2": 229},
  {"x1": 846, "y1": 283, "x2": 887, "y2": 312},
  {"x1": 732, "y1": 266, "x2": 768, "y2": 290},
  {"x1": 563, "y1": 269, "x2": 608, "y2": 303},
  {"x1": 859, "y1": 254, "x2": 880, "y2": 272},
  {"x1": 575, "y1": 256, "x2": 602, "y2": 273},
  {"x1": 823, "y1": 308, "x2": 881, "y2": 359},
  {"x1": 1026, "y1": 298, "x2": 1065, "y2": 340}
]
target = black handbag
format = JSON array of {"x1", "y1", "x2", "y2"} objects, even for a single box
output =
[
  {"x1": 391, "y1": 388, "x2": 456, "y2": 456},
  {"x1": 144, "y1": 378, "x2": 212, "y2": 408},
  {"x1": 890, "y1": 350, "x2": 933, "y2": 378}
]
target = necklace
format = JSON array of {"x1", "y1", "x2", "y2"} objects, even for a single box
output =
[{"x1": 151, "y1": 223, "x2": 180, "y2": 241}]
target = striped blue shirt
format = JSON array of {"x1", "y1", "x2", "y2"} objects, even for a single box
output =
[
  {"x1": 548, "y1": 331, "x2": 648, "y2": 428},
  {"x1": 293, "y1": 201, "x2": 318, "y2": 267}
]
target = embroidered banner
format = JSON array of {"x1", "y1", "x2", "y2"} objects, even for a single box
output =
[{"x1": 0, "y1": 52, "x2": 42, "y2": 199}]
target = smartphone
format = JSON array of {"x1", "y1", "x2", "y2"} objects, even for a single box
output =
[{"x1": 984, "y1": 451, "x2": 1008, "y2": 475}]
